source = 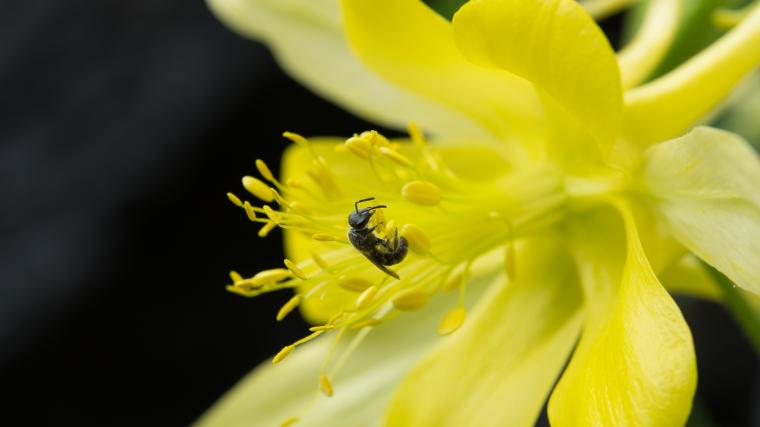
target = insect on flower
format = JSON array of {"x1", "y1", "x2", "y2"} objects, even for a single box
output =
[{"x1": 347, "y1": 197, "x2": 409, "y2": 279}]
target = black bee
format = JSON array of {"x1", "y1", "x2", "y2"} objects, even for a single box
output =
[{"x1": 348, "y1": 197, "x2": 409, "y2": 279}]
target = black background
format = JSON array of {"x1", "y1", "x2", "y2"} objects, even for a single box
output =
[{"x1": 0, "y1": 1, "x2": 757, "y2": 426}]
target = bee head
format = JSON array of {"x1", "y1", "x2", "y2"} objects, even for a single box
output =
[
  {"x1": 349, "y1": 198, "x2": 387, "y2": 230},
  {"x1": 348, "y1": 209, "x2": 373, "y2": 229}
]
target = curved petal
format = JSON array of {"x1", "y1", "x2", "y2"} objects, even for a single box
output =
[
  {"x1": 452, "y1": 0, "x2": 623, "y2": 149},
  {"x1": 623, "y1": 2, "x2": 760, "y2": 145},
  {"x1": 617, "y1": 0, "x2": 681, "y2": 89},
  {"x1": 197, "y1": 255, "x2": 504, "y2": 427},
  {"x1": 385, "y1": 237, "x2": 582, "y2": 427},
  {"x1": 638, "y1": 127, "x2": 760, "y2": 295},
  {"x1": 340, "y1": 0, "x2": 545, "y2": 156},
  {"x1": 548, "y1": 202, "x2": 696, "y2": 426},
  {"x1": 660, "y1": 254, "x2": 722, "y2": 302},
  {"x1": 206, "y1": 0, "x2": 489, "y2": 139}
]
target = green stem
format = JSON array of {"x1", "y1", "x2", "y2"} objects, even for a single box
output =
[{"x1": 701, "y1": 261, "x2": 760, "y2": 354}]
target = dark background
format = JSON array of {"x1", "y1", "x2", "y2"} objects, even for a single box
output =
[{"x1": 0, "y1": 1, "x2": 757, "y2": 426}]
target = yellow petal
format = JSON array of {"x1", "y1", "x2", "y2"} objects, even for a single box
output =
[
  {"x1": 548, "y1": 202, "x2": 696, "y2": 426},
  {"x1": 624, "y1": 3, "x2": 760, "y2": 145},
  {"x1": 452, "y1": 0, "x2": 622, "y2": 149},
  {"x1": 206, "y1": 0, "x2": 487, "y2": 139},
  {"x1": 617, "y1": 0, "x2": 680, "y2": 89},
  {"x1": 341, "y1": 0, "x2": 545, "y2": 155},
  {"x1": 638, "y1": 127, "x2": 760, "y2": 295},
  {"x1": 386, "y1": 238, "x2": 581, "y2": 427}
]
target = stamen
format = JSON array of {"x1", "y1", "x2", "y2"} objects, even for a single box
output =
[
  {"x1": 284, "y1": 259, "x2": 307, "y2": 280},
  {"x1": 401, "y1": 181, "x2": 442, "y2": 206},
  {"x1": 276, "y1": 295, "x2": 301, "y2": 321},
  {"x1": 351, "y1": 318, "x2": 382, "y2": 329},
  {"x1": 272, "y1": 345, "x2": 295, "y2": 364},
  {"x1": 344, "y1": 135, "x2": 372, "y2": 159},
  {"x1": 226, "y1": 192, "x2": 243, "y2": 207},
  {"x1": 319, "y1": 374, "x2": 334, "y2": 397},
  {"x1": 379, "y1": 146, "x2": 414, "y2": 168},
  {"x1": 442, "y1": 267, "x2": 465, "y2": 292},
  {"x1": 288, "y1": 201, "x2": 310, "y2": 215},
  {"x1": 242, "y1": 176, "x2": 275, "y2": 202},
  {"x1": 437, "y1": 307, "x2": 466, "y2": 336},
  {"x1": 338, "y1": 276, "x2": 374, "y2": 292},
  {"x1": 252, "y1": 268, "x2": 291, "y2": 285},
  {"x1": 392, "y1": 289, "x2": 429, "y2": 311},
  {"x1": 243, "y1": 201, "x2": 257, "y2": 221},
  {"x1": 312, "y1": 233, "x2": 346, "y2": 243},
  {"x1": 311, "y1": 251, "x2": 329, "y2": 269},
  {"x1": 262, "y1": 205, "x2": 279, "y2": 222},
  {"x1": 356, "y1": 285, "x2": 379, "y2": 309},
  {"x1": 258, "y1": 221, "x2": 277, "y2": 237},
  {"x1": 282, "y1": 131, "x2": 308, "y2": 147},
  {"x1": 255, "y1": 159, "x2": 276, "y2": 182},
  {"x1": 401, "y1": 224, "x2": 431, "y2": 255}
]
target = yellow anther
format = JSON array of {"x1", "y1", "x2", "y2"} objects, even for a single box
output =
[
  {"x1": 276, "y1": 295, "x2": 301, "y2": 321},
  {"x1": 242, "y1": 176, "x2": 274, "y2": 202},
  {"x1": 284, "y1": 259, "x2": 307, "y2": 280},
  {"x1": 338, "y1": 276, "x2": 374, "y2": 292},
  {"x1": 282, "y1": 131, "x2": 308, "y2": 146},
  {"x1": 319, "y1": 374, "x2": 334, "y2": 397},
  {"x1": 312, "y1": 233, "x2": 343, "y2": 242},
  {"x1": 442, "y1": 269, "x2": 465, "y2": 292},
  {"x1": 402, "y1": 181, "x2": 442, "y2": 206},
  {"x1": 229, "y1": 270, "x2": 243, "y2": 283},
  {"x1": 263, "y1": 205, "x2": 279, "y2": 222},
  {"x1": 255, "y1": 159, "x2": 275, "y2": 182},
  {"x1": 361, "y1": 130, "x2": 391, "y2": 148},
  {"x1": 379, "y1": 146, "x2": 413, "y2": 167},
  {"x1": 272, "y1": 345, "x2": 295, "y2": 364},
  {"x1": 401, "y1": 224, "x2": 431, "y2": 255},
  {"x1": 437, "y1": 307, "x2": 466, "y2": 336},
  {"x1": 252, "y1": 268, "x2": 291, "y2": 285},
  {"x1": 280, "y1": 416, "x2": 299, "y2": 427},
  {"x1": 258, "y1": 221, "x2": 277, "y2": 237},
  {"x1": 243, "y1": 201, "x2": 257, "y2": 222},
  {"x1": 309, "y1": 324, "x2": 334, "y2": 332},
  {"x1": 392, "y1": 289, "x2": 429, "y2": 311},
  {"x1": 226, "y1": 192, "x2": 243, "y2": 207},
  {"x1": 288, "y1": 201, "x2": 310, "y2": 215},
  {"x1": 356, "y1": 285, "x2": 379, "y2": 309},
  {"x1": 344, "y1": 135, "x2": 372, "y2": 159},
  {"x1": 311, "y1": 251, "x2": 329, "y2": 269},
  {"x1": 351, "y1": 318, "x2": 382, "y2": 329}
]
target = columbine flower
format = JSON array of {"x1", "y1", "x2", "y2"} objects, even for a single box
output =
[{"x1": 200, "y1": 0, "x2": 760, "y2": 426}]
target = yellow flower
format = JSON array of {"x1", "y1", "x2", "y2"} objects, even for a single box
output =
[{"x1": 200, "y1": 0, "x2": 760, "y2": 426}]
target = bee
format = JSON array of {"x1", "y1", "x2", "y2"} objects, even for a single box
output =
[{"x1": 347, "y1": 197, "x2": 409, "y2": 279}]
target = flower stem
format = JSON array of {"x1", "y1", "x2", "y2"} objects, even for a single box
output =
[{"x1": 701, "y1": 261, "x2": 760, "y2": 354}]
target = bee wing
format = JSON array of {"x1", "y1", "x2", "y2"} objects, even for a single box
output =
[{"x1": 362, "y1": 252, "x2": 400, "y2": 280}]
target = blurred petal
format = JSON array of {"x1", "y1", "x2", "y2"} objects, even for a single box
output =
[
  {"x1": 206, "y1": 0, "x2": 488, "y2": 139},
  {"x1": 549, "y1": 203, "x2": 696, "y2": 426},
  {"x1": 452, "y1": 0, "x2": 622, "y2": 148},
  {"x1": 639, "y1": 127, "x2": 760, "y2": 295},
  {"x1": 623, "y1": 3, "x2": 760, "y2": 145},
  {"x1": 341, "y1": 0, "x2": 545, "y2": 156},
  {"x1": 617, "y1": 0, "x2": 680, "y2": 89},
  {"x1": 660, "y1": 254, "x2": 722, "y2": 301},
  {"x1": 386, "y1": 238, "x2": 581, "y2": 427},
  {"x1": 197, "y1": 255, "x2": 503, "y2": 427}
]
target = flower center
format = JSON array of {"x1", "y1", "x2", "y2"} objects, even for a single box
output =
[{"x1": 225, "y1": 125, "x2": 567, "y2": 407}]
